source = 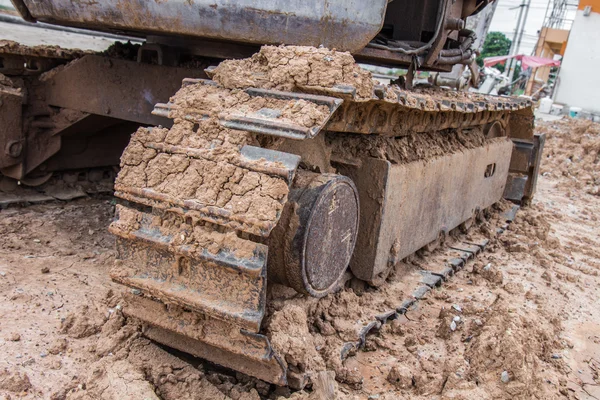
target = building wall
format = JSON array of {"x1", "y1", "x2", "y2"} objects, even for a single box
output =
[
  {"x1": 554, "y1": 9, "x2": 600, "y2": 113},
  {"x1": 528, "y1": 27, "x2": 569, "y2": 92},
  {"x1": 579, "y1": 0, "x2": 600, "y2": 13}
]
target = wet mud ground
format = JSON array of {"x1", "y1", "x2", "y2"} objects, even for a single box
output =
[{"x1": 0, "y1": 119, "x2": 599, "y2": 400}]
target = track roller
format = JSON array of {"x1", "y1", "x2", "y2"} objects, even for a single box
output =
[{"x1": 268, "y1": 171, "x2": 359, "y2": 297}]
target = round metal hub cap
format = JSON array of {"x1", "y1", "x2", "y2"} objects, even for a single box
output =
[{"x1": 303, "y1": 177, "x2": 359, "y2": 293}]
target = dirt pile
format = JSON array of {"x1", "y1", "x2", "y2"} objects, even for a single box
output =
[
  {"x1": 538, "y1": 118, "x2": 600, "y2": 196},
  {"x1": 60, "y1": 305, "x2": 106, "y2": 339},
  {"x1": 327, "y1": 127, "x2": 489, "y2": 165},
  {"x1": 0, "y1": 39, "x2": 89, "y2": 59},
  {"x1": 339, "y1": 235, "x2": 570, "y2": 400},
  {"x1": 58, "y1": 307, "x2": 266, "y2": 400},
  {"x1": 263, "y1": 196, "x2": 582, "y2": 399},
  {"x1": 0, "y1": 368, "x2": 32, "y2": 393},
  {"x1": 211, "y1": 46, "x2": 374, "y2": 100},
  {"x1": 463, "y1": 299, "x2": 563, "y2": 398}
]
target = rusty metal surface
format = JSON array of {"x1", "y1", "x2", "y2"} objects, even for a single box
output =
[
  {"x1": 0, "y1": 53, "x2": 62, "y2": 76},
  {"x1": 0, "y1": 85, "x2": 23, "y2": 170},
  {"x1": 503, "y1": 174, "x2": 528, "y2": 203},
  {"x1": 523, "y1": 133, "x2": 546, "y2": 203},
  {"x1": 221, "y1": 116, "x2": 314, "y2": 141},
  {"x1": 9, "y1": 0, "x2": 35, "y2": 22},
  {"x1": 509, "y1": 139, "x2": 535, "y2": 174},
  {"x1": 503, "y1": 113, "x2": 545, "y2": 204},
  {"x1": 43, "y1": 55, "x2": 207, "y2": 126},
  {"x1": 20, "y1": 0, "x2": 387, "y2": 53},
  {"x1": 11, "y1": 0, "x2": 493, "y2": 71},
  {"x1": 110, "y1": 208, "x2": 268, "y2": 332},
  {"x1": 339, "y1": 139, "x2": 513, "y2": 282},
  {"x1": 356, "y1": 0, "x2": 484, "y2": 70},
  {"x1": 1, "y1": 92, "x2": 88, "y2": 180},
  {"x1": 505, "y1": 133, "x2": 546, "y2": 204},
  {"x1": 325, "y1": 86, "x2": 531, "y2": 137},
  {"x1": 43, "y1": 117, "x2": 137, "y2": 172},
  {"x1": 121, "y1": 293, "x2": 289, "y2": 387}
]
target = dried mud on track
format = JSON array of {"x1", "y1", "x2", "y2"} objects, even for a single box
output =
[{"x1": 0, "y1": 118, "x2": 599, "y2": 399}]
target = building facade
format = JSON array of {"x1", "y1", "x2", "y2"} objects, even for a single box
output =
[{"x1": 554, "y1": 0, "x2": 600, "y2": 114}]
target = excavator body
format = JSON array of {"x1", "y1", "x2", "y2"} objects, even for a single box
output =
[{"x1": 2, "y1": 0, "x2": 544, "y2": 388}]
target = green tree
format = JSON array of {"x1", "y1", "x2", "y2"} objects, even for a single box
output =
[{"x1": 477, "y1": 32, "x2": 512, "y2": 73}]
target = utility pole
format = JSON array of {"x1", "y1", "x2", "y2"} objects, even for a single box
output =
[
  {"x1": 505, "y1": 0, "x2": 527, "y2": 77},
  {"x1": 509, "y1": 0, "x2": 531, "y2": 83}
]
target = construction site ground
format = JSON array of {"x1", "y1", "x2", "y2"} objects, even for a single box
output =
[{"x1": 0, "y1": 113, "x2": 599, "y2": 400}]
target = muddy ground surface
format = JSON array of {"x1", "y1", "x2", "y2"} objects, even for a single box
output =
[{"x1": 0, "y1": 117, "x2": 599, "y2": 400}]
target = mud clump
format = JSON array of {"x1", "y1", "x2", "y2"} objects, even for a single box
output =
[
  {"x1": 473, "y1": 262, "x2": 504, "y2": 285},
  {"x1": 284, "y1": 371, "x2": 339, "y2": 400},
  {"x1": 0, "y1": 368, "x2": 32, "y2": 393},
  {"x1": 94, "y1": 311, "x2": 140, "y2": 357},
  {"x1": 110, "y1": 205, "x2": 259, "y2": 260},
  {"x1": 266, "y1": 304, "x2": 326, "y2": 374},
  {"x1": 48, "y1": 338, "x2": 68, "y2": 355},
  {"x1": 212, "y1": 46, "x2": 374, "y2": 100},
  {"x1": 7, "y1": 332, "x2": 20, "y2": 342},
  {"x1": 60, "y1": 305, "x2": 106, "y2": 339},
  {"x1": 59, "y1": 307, "x2": 268, "y2": 400},
  {"x1": 102, "y1": 41, "x2": 140, "y2": 61},
  {"x1": 387, "y1": 365, "x2": 413, "y2": 389},
  {"x1": 328, "y1": 127, "x2": 489, "y2": 164},
  {"x1": 66, "y1": 359, "x2": 160, "y2": 400},
  {"x1": 465, "y1": 300, "x2": 563, "y2": 399},
  {"x1": 115, "y1": 78, "x2": 310, "y2": 234},
  {"x1": 501, "y1": 203, "x2": 565, "y2": 271},
  {"x1": 0, "y1": 40, "x2": 89, "y2": 59}
]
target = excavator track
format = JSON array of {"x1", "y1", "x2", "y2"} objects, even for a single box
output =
[
  {"x1": 117, "y1": 203, "x2": 519, "y2": 389},
  {"x1": 108, "y1": 46, "x2": 542, "y2": 389}
]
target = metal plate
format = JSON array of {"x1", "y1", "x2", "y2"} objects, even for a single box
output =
[
  {"x1": 0, "y1": 86, "x2": 23, "y2": 169},
  {"x1": 20, "y1": 0, "x2": 387, "y2": 53},
  {"x1": 339, "y1": 139, "x2": 513, "y2": 282},
  {"x1": 43, "y1": 55, "x2": 207, "y2": 126}
]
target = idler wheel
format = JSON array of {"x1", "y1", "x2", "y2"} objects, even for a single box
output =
[{"x1": 268, "y1": 171, "x2": 359, "y2": 297}]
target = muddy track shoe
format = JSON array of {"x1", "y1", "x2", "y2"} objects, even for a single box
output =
[
  {"x1": 109, "y1": 46, "x2": 543, "y2": 388},
  {"x1": 110, "y1": 74, "x2": 358, "y2": 386}
]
